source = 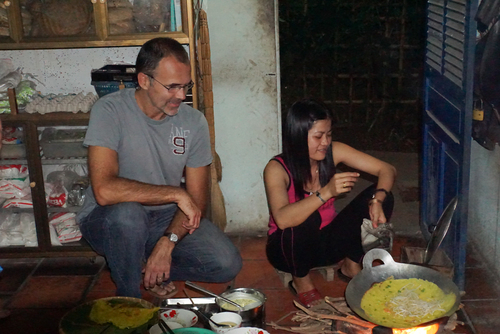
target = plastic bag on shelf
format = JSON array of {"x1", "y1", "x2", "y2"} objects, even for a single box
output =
[
  {"x1": 0, "y1": 165, "x2": 30, "y2": 199},
  {"x1": 46, "y1": 180, "x2": 68, "y2": 208},
  {"x1": 0, "y1": 59, "x2": 14, "y2": 82},
  {"x1": 0, "y1": 58, "x2": 38, "y2": 113},
  {"x1": 2, "y1": 126, "x2": 24, "y2": 145},
  {"x1": 49, "y1": 224, "x2": 62, "y2": 246},
  {"x1": 0, "y1": 80, "x2": 37, "y2": 113},
  {"x1": 0, "y1": 212, "x2": 24, "y2": 246},
  {"x1": 2, "y1": 197, "x2": 33, "y2": 209},
  {"x1": 46, "y1": 170, "x2": 80, "y2": 193},
  {"x1": 0, "y1": 164, "x2": 28, "y2": 179},
  {"x1": 49, "y1": 212, "x2": 82, "y2": 243},
  {"x1": 0, "y1": 71, "x2": 21, "y2": 91},
  {"x1": 20, "y1": 212, "x2": 37, "y2": 247}
]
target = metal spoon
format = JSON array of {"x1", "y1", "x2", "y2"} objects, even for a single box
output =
[{"x1": 185, "y1": 281, "x2": 244, "y2": 311}]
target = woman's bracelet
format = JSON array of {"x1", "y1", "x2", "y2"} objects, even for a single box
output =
[
  {"x1": 315, "y1": 191, "x2": 326, "y2": 203},
  {"x1": 373, "y1": 188, "x2": 389, "y2": 197},
  {"x1": 369, "y1": 198, "x2": 383, "y2": 206},
  {"x1": 369, "y1": 188, "x2": 388, "y2": 206}
]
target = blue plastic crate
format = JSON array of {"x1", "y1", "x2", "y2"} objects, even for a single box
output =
[{"x1": 91, "y1": 81, "x2": 137, "y2": 98}]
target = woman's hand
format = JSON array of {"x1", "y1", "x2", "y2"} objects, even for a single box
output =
[
  {"x1": 325, "y1": 172, "x2": 360, "y2": 197},
  {"x1": 369, "y1": 201, "x2": 387, "y2": 228}
]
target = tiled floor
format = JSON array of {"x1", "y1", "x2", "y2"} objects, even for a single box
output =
[{"x1": 0, "y1": 234, "x2": 499, "y2": 334}]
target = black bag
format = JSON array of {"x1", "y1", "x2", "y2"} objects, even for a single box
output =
[{"x1": 473, "y1": 1, "x2": 500, "y2": 149}]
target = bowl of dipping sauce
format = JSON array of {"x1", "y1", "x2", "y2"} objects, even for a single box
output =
[{"x1": 209, "y1": 312, "x2": 242, "y2": 333}]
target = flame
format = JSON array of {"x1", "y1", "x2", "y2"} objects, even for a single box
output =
[{"x1": 392, "y1": 323, "x2": 440, "y2": 334}]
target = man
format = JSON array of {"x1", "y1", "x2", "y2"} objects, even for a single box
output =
[{"x1": 77, "y1": 37, "x2": 242, "y2": 298}]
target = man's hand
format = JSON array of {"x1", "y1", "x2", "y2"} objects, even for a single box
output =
[
  {"x1": 143, "y1": 237, "x2": 174, "y2": 289},
  {"x1": 176, "y1": 193, "x2": 202, "y2": 232}
]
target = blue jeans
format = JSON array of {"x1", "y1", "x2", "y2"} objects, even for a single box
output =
[{"x1": 79, "y1": 202, "x2": 242, "y2": 297}]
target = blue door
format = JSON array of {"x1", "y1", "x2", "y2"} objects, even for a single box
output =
[{"x1": 423, "y1": 0, "x2": 477, "y2": 290}]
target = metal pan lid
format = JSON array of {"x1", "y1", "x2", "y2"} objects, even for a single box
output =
[{"x1": 424, "y1": 197, "x2": 458, "y2": 265}]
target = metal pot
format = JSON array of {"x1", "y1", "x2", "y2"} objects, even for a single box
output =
[
  {"x1": 217, "y1": 288, "x2": 267, "y2": 328},
  {"x1": 345, "y1": 248, "x2": 461, "y2": 328}
]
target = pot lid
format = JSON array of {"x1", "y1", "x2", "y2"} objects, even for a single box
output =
[{"x1": 424, "y1": 197, "x2": 458, "y2": 264}]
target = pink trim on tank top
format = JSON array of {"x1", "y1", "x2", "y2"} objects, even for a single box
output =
[{"x1": 268, "y1": 157, "x2": 336, "y2": 235}]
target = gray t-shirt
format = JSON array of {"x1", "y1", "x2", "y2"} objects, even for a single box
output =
[{"x1": 77, "y1": 88, "x2": 212, "y2": 221}]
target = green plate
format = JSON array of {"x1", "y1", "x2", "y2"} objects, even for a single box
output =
[
  {"x1": 173, "y1": 329, "x2": 216, "y2": 334},
  {"x1": 59, "y1": 297, "x2": 158, "y2": 334}
]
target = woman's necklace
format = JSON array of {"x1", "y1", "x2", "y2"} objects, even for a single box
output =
[{"x1": 306, "y1": 168, "x2": 319, "y2": 194}]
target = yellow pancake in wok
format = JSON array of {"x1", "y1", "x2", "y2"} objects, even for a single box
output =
[{"x1": 360, "y1": 277, "x2": 456, "y2": 328}]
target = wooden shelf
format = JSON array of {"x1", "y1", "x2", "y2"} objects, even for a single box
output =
[
  {"x1": 0, "y1": 112, "x2": 93, "y2": 258},
  {"x1": 0, "y1": 112, "x2": 90, "y2": 126},
  {"x1": 0, "y1": 0, "x2": 191, "y2": 50}
]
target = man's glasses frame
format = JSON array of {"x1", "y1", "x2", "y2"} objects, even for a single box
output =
[{"x1": 147, "y1": 75, "x2": 194, "y2": 92}]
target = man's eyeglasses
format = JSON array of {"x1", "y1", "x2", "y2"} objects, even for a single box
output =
[{"x1": 147, "y1": 75, "x2": 194, "y2": 92}]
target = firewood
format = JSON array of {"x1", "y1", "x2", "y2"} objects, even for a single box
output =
[{"x1": 294, "y1": 300, "x2": 376, "y2": 328}]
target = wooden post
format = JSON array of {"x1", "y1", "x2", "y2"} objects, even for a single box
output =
[{"x1": 7, "y1": 88, "x2": 18, "y2": 115}]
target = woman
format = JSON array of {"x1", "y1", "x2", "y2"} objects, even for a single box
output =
[{"x1": 264, "y1": 99, "x2": 396, "y2": 307}]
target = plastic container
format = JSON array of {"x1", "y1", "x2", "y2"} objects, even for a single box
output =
[
  {"x1": 91, "y1": 80, "x2": 137, "y2": 98},
  {"x1": 91, "y1": 65, "x2": 138, "y2": 98},
  {"x1": 91, "y1": 65, "x2": 137, "y2": 82}
]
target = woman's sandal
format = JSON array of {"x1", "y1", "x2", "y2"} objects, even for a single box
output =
[
  {"x1": 336, "y1": 268, "x2": 352, "y2": 283},
  {"x1": 288, "y1": 281, "x2": 323, "y2": 308},
  {"x1": 146, "y1": 279, "x2": 178, "y2": 299}
]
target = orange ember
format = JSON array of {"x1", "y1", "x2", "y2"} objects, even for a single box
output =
[{"x1": 392, "y1": 323, "x2": 440, "y2": 334}]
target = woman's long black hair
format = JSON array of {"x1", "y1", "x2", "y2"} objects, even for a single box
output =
[{"x1": 281, "y1": 98, "x2": 335, "y2": 200}]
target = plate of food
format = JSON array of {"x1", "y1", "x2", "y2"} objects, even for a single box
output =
[{"x1": 59, "y1": 296, "x2": 159, "y2": 334}]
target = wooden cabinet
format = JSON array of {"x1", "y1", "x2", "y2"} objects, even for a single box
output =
[
  {"x1": 0, "y1": 0, "x2": 194, "y2": 48},
  {"x1": 0, "y1": 112, "x2": 96, "y2": 258},
  {"x1": 0, "y1": 0, "x2": 198, "y2": 107}
]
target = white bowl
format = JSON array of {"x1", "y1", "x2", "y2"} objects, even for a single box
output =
[
  {"x1": 159, "y1": 308, "x2": 198, "y2": 328},
  {"x1": 226, "y1": 327, "x2": 270, "y2": 334},
  {"x1": 209, "y1": 312, "x2": 242, "y2": 333},
  {"x1": 148, "y1": 324, "x2": 163, "y2": 334}
]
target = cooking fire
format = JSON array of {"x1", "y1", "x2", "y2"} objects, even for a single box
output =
[
  {"x1": 268, "y1": 296, "x2": 462, "y2": 334},
  {"x1": 392, "y1": 323, "x2": 440, "y2": 334}
]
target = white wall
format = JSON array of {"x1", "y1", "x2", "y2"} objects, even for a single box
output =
[
  {"x1": 206, "y1": 0, "x2": 280, "y2": 234},
  {"x1": 469, "y1": 141, "x2": 500, "y2": 278},
  {"x1": 1, "y1": 48, "x2": 140, "y2": 94},
  {"x1": 0, "y1": 0, "x2": 280, "y2": 235}
]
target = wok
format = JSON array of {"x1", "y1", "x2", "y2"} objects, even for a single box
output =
[{"x1": 345, "y1": 249, "x2": 461, "y2": 328}]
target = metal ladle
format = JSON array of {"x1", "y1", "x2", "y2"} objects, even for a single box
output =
[{"x1": 185, "y1": 281, "x2": 244, "y2": 311}]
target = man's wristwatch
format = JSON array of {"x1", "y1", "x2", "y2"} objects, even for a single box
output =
[{"x1": 163, "y1": 232, "x2": 179, "y2": 244}]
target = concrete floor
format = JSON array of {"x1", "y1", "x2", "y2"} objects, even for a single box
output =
[{"x1": 335, "y1": 150, "x2": 421, "y2": 236}]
